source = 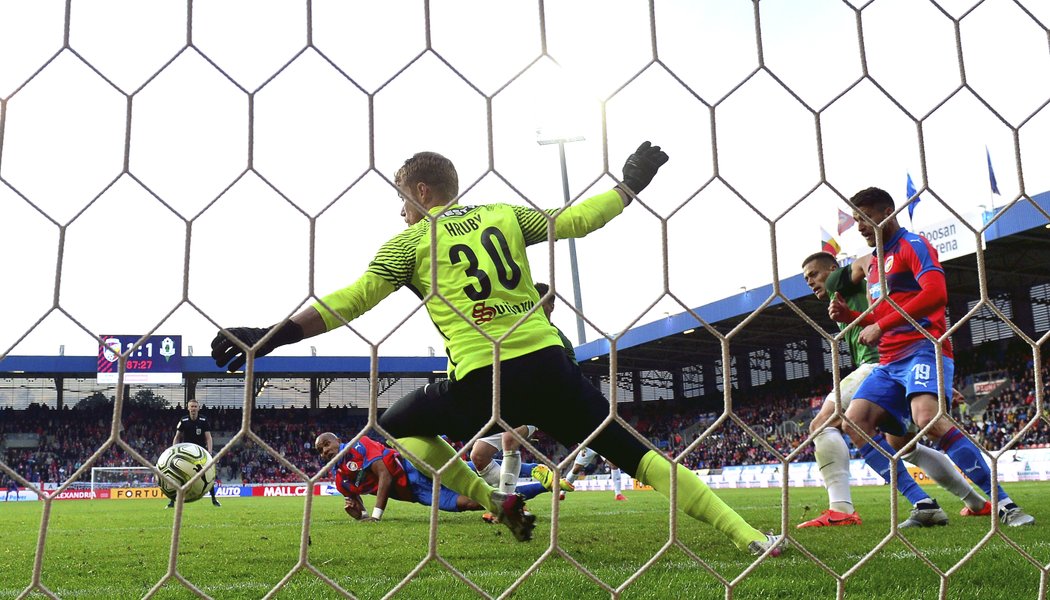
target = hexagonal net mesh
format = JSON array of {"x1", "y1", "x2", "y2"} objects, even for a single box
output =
[{"x1": 2, "y1": 1, "x2": 1050, "y2": 598}]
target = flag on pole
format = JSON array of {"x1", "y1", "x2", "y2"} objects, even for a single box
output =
[
  {"x1": 986, "y1": 146, "x2": 1000, "y2": 195},
  {"x1": 906, "y1": 172, "x2": 920, "y2": 220},
  {"x1": 821, "y1": 226, "x2": 840, "y2": 255},
  {"x1": 837, "y1": 208, "x2": 855, "y2": 235}
]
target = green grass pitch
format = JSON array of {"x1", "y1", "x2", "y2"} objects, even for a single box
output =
[{"x1": 1, "y1": 483, "x2": 1047, "y2": 599}]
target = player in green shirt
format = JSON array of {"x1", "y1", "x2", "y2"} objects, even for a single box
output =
[
  {"x1": 477, "y1": 281, "x2": 578, "y2": 517},
  {"x1": 212, "y1": 142, "x2": 782, "y2": 555},
  {"x1": 534, "y1": 281, "x2": 627, "y2": 501},
  {"x1": 800, "y1": 252, "x2": 989, "y2": 528}
]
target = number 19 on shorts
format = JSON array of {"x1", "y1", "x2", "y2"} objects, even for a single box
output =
[{"x1": 911, "y1": 363, "x2": 932, "y2": 387}]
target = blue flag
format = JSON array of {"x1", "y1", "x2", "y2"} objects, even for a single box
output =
[
  {"x1": 986, "y1": 146, "x2": 1000, "y2": 195},
  {"x1": 906, "y1": 172, "x2": 920, "y2": 220}
]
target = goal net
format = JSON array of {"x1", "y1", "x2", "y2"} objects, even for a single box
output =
[{"x1": 2, "y1": 1, "x2": 1048, "y2": 599}]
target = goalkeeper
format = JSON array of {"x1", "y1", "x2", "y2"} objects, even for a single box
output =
[{"x1": 212, "y1": 142, "x2": 781, "y2": 555}]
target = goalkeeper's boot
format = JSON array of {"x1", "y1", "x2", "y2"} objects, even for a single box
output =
[
  {"x1": 489, "y1": 491, "x2": 535, "y2": 542},
  {"x1": 898, "y1": 502, "x2": 949, "y2": 528},
  {"x1": 960, "y1": 501, "x2": 991, "y2": 517},
  {"x1": 797, "y1": 509, "x2": 862, "y2": 528},
  {"x1": 748, "y1": 533, "x2": 785, "y2": 557},
  {"x1": 1000, "y1": 506, "x2": 1035, "y2": 527}
]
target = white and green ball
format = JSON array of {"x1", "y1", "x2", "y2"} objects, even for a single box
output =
[{"x1": 156, "y1": 443, "x2": 215, "y2": 502}]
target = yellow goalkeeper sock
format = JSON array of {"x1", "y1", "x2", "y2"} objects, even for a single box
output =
[
  {"x1": 636, "y1": 450, "x2": 765, "y2": 551},
  {"x1": 395, "y1": 436, "x2": 497, "y2": 511}
]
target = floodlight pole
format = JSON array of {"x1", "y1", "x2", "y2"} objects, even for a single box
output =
[
  {"x1": 557, "y1": 141, "x2": 588, "y2": 345},
  {"x1": 538, "y1": 130, "x2": 587, "y2": 344}
]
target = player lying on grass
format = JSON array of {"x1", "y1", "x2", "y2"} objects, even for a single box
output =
[
  {"x1": 316, "y1": 433, "x2": 565, "y2": 521},
  {"x1": 800, "y1": 252, "x2": 991, "y2": 528},
  {"x1": 214, "y1": 142, "x2": 783, "y2": 555}
]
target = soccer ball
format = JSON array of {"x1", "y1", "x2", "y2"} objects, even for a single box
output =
[{"x1": 156, "y1": 443, "x2": 215, "y2": 502}]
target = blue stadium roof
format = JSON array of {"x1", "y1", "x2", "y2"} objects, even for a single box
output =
[
  {"x1": 0, "y1": 355, "x2": 447, "y2": 376},
  {"x1": 574, "y1": 190, "x2": 1050, "y2": 362}
]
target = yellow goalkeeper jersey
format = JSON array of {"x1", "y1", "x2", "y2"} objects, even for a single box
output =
[{"x1": 312, "y1": 189, "x2": 623, "y2": 380}]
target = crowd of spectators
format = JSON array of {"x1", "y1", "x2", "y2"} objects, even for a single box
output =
[
  {"x1": 0, "y1": 404, "x2": 370, "y2": 486},
  {"x1": 958, "y1": 345, "x2": 1050, "y2": 451},
  {"x1": 626, "y1": 378, "x2": 828, "y2": 471},
  {"x1": 3, "y1": 343, "x2": 1049, "y2": 487}
]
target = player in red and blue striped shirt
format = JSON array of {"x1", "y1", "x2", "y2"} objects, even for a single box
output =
[
  {"x1": 316, "y1": 433, "x2": 560, "y2": 522},
  {"x1": 831, "y1": 187, "x2": 1033, "y2": 528}
]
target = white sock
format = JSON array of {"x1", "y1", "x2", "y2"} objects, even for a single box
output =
[
  {"x1": 904, "y1": 445, "x2": 987, "y2": 511},
  {"x1": 813, "y1": 427, "x2": 853, "y2": 513},
  {"x1": 499, "y1": 450, "x2": 521, "y2": 495},
  {"x1": 476, "y1": 460, "x2": 500, "y2": 487},
  {"x1": 611, "y1": 468, "x2": 622, "y2": 495},
  {"x1": 565, "y1": 469, "x2": 581, "y2": 484}
]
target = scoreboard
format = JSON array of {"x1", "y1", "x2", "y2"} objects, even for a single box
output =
[{"x1": 97, "y1": 334, "x2": 183, "y2": 384}]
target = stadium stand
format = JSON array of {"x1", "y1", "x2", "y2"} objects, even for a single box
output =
[{"x1": 4, "y1": 341, "x2": 1047, "y2": 486}]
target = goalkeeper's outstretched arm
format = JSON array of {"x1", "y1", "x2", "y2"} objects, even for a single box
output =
[
  {"x1": 210, "y1": 141, "x2": 667, "y2": 373},
  {"x1": 209, "y1": 308, "x2": 320, "y2": 373},
  {"x1": 516, "y1": 141, "x2": 669, "y2": 244}
]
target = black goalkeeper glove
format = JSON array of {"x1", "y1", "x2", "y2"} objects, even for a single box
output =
[
  {"x1": 620, "y1": 141, "x2": 669, "y2": 203},
  {"x1": 210, "y1": 322, "x2": 305, "y2": 373}
]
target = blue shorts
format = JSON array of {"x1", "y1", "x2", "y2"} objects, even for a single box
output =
[
  {"x1": 853, "y1": 345, "x2": 955, "y2": 436},
  {"x1": 402, "y1": 460, "x2": 462, "y2": 512}
]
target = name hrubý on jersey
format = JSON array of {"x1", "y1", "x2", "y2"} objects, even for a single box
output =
[{"x1": 443, "y1": 214, "x2": 483, "y2": 236}]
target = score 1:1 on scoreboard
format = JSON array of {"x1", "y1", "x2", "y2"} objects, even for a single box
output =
[{"x1": 97, "y1": 335, "x2": 183, "y2": 384}]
